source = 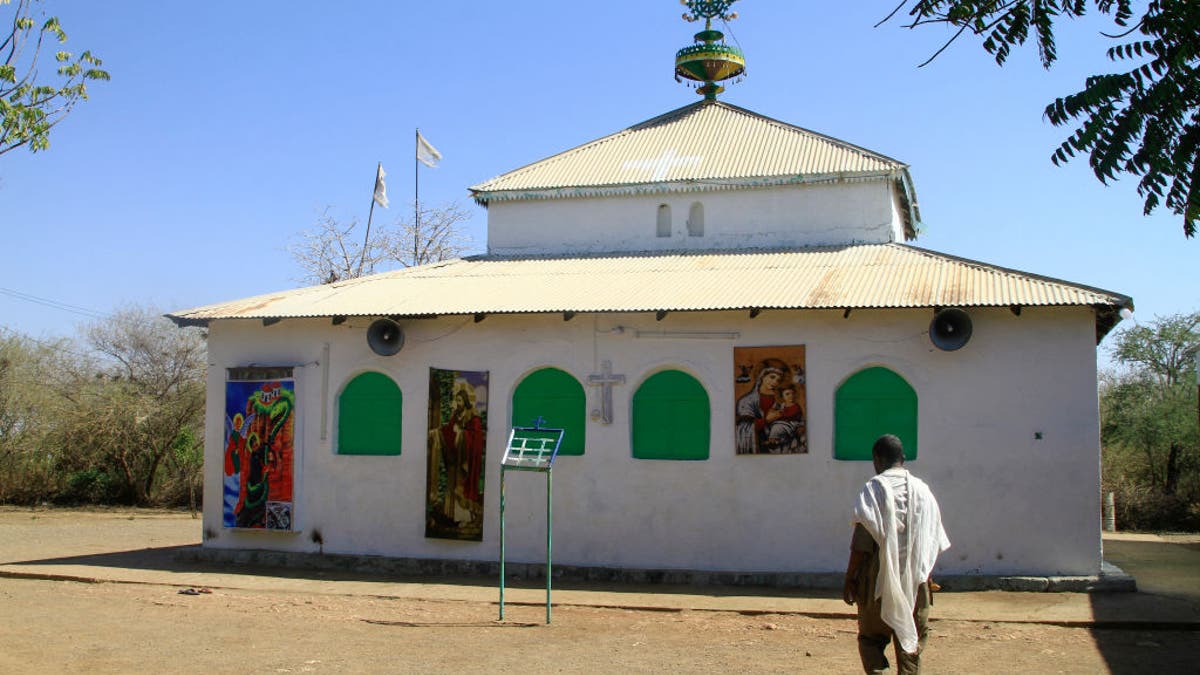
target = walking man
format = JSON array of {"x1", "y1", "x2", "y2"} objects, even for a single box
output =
[{"x1": 843, "y1": 434, "x2": 950, "y2": 674}]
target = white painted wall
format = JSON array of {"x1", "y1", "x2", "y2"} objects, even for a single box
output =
[
  {"x1": 202, "y1": 305, "x2": 1102, "y2": 576},
  {"x1": 486, "y1": 180, "x2": 903, "y2": 256}
]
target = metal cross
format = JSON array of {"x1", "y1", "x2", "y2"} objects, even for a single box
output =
[
  {"x1": 621, "y1": 149, "x2": 702, "y2": 181},
  {"x1": 587, "y1": 360, "x2": 626, "y2": 425}
]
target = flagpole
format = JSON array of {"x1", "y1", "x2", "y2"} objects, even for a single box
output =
[
  {"x1": 414, "y1": 128, "x2": 420, "y2": 265},
  {"x1": 358, "y1": 162, "x2": 381, "y2": 277}
]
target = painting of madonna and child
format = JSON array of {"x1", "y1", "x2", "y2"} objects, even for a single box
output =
[
  {"x1": 425, "y1": 368, "x2": 489, "y2": 541},
  {"x1": 734, "y1": 346, "x2": 808, "y2": 454}
]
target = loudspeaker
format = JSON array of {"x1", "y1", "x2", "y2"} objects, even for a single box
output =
[
  {"x1": 366, "y1": 318, "x2": 404, "y2": 356},
  {"x1": 929, "y1": 308, "x2": 972, "y2": 351}
]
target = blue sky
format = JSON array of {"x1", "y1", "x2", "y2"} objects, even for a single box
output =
[{"x1": 2, "y1": 1, "x2": 1195, "y2": 363}]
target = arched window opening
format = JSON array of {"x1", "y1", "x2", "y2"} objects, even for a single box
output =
[
  {"x1": 834, "y1": 366, "x2": 917, "y2": 461},
  {"x1": 632, "y1": 370, "x2": 710, "y2": 460},
  {"x1": 338, "y1": 371, "x2": 403, "y2": 455},
  {"x1": 511, "y1": 367, "x2": 586, "y2": 456},
  {"x1": 656, "y1": 204, "x2": 671, "y2": 238},
  {"x1": 687, "y1": 201, "x2": 704, "y2": 237}
]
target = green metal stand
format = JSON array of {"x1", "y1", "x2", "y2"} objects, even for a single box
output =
[{"x1": 499, "y1": 417, "x2": 563, "y2": 624}]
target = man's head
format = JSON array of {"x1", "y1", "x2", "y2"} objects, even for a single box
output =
[{"x1": 871, "y1": 434, "x2": 905, "y2": 474}]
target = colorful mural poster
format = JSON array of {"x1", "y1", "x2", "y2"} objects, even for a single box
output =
[
  {"x1": 733, "y1": 346, "x2": 807, "y2": 455},
  {"x1": 426, "y1": 367, "x2": 489, "y2": 541},
  {"x1": 223, "y1": 368, "x2": 296, "y2": 530}
]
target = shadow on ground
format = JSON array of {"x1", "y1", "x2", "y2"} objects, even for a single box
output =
[
  {"x1": 1091, "y1": 535, "x2": 1200, "y2": 674},
  {"x1": 1, "y1": 545, "x2": 849, "y2": 603},
  {"x1": 7, "y1": 526, "x2": 1200, "y2": 675}
]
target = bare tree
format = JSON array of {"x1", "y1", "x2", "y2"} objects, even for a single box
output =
[
  {"x1": 286, "y1": 209, "x2": 394, "y2": 286},
  {"x1": 87, "y1": 305, "x2": 206, "y2": 398},
  {"x1": 70, "y1": 306, "x2": 206, "y2": 505},
  {"x1": 392, "y1": 202, "x2": 473, "y2": 268},
  {"x1": 288, "y1": 202, "x2": 474, "y2": 285}
]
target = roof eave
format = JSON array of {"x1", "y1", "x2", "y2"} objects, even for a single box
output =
[
  {"x1": 169, "y1": 300, "x2": 1133, "y2": 341},
  {"x1": 471, "y1": 170, "x2": 904, "y2": 206},
  {"x1": 166, "y1": 245, "x2": 1132, "y2": 343}
]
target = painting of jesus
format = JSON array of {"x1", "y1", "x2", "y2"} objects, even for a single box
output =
[{"x1": 425, "y1": 368, "x2": 489, "y2": 540}]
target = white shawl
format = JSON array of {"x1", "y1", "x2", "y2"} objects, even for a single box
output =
[{"x1": 852, "y1": 468, "x2": 950, "y2": 654}]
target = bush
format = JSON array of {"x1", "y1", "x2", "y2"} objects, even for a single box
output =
[
  {"x1": 0, "y1": 310, "x2": 206, "y2": 508},
  {"x1": 61, "y1": 468, "x2": 124, "y2": 504},
  {"x1": 0, "y1": 448, "x2": 62, "y2": 505},
  {"x1": 1104, "y1": 443, "x2": 1200, "y2": 531},
  {"x1": 149, "y1": 428, "x2": 204, "y2": 509}
]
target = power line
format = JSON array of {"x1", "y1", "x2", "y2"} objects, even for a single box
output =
[
  {"x1": 0, "y1": 325, "x2": 94, "y2": 361},
  {"x1": 0, "y1": 286, "x2": 110, "y2": 320}
]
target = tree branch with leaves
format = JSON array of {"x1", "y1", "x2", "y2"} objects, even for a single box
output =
[
  {"x1": 1, "y1": 0, "x2": 109, "y2": 156},
  {"x1": 883, "y1": 0, "x2": 1199, "y2": 237}
]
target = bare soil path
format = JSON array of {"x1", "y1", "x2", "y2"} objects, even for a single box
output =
[{"x1": 0, "y1": 508, "x2": 1196, "y2": 674}]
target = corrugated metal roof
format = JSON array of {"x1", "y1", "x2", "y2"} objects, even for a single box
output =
[
  {"x1": 469, "y1": 100, "x2": 922, "y2": 240},
  {"x1": 470, "y1": 100, "x2": 909, "y2": 198},
  {"x1": 169, "y1": 244, "x2": 1130, "y2": 339}
]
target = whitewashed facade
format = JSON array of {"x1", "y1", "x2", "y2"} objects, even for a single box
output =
[
  {"x1": 180, "y1": 101, "x2": 1127, "y2": 579},
  {"x1": 200, "y1": 303, "x2": 1103, "y2": 576}
]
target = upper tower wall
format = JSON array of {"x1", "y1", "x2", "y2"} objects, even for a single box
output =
[
  {"x1": 470, "y1": 100, "x2": 921, "y2": 256},
  {"x1": 485, "y1": 180, "x2": 905, "y2": 256}
]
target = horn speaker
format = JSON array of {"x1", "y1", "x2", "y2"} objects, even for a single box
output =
[
  {"x1": 929, "y1": 308, "x2": 972, "y2": 351},
  {"x1": 367, "y1": 318, "x2": 404, "y2": 356}
]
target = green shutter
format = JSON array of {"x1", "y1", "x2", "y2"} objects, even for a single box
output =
[
  {"x1": 834, "y1": 367, "x2": 917, "y2": 461},
  {"x1": 511, "y1": 367, "x2": 586, "y2": 455},
  {"x1": 632, "y1": 370, "x2": 710, "y2": 460},
  {"x1": 338, "y1": 371, "x2": 402, "y2": 455}
]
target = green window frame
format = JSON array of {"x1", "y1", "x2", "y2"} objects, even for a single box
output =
[
  {"x1": 337, "y1": 371, "x2": 402, "y2": 455},
  {"x1": 632, "y1": 369, "x2": 710, "y2": 460},
  {"x1": 834, "y1": 366, "x2": 917, "y2": 461},
  {"x1": 511, "y1": 367, "x2": 586, "y2": 456}
]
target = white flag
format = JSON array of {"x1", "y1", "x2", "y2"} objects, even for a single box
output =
[
  {"x1": 373, "y1": 163, "x2": 388, "y2": 208},
  {"x1": 416, "y1": 131, "x2": 442, "y2": 168}
]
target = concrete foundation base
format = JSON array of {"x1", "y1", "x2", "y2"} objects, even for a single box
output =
[{"x1": 184, "y1": 547, "x2": 1137, "y2": 593}]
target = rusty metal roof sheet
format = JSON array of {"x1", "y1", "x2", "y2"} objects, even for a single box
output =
[
  {"x1": 169, "y1": 244, "x2": 1130, "y2": 339},
  {"x1": 470, "y1": 101, "x2": 918, "y2": 225},
  {"x1": 471, "y1": 100, "x2": 922, "y2": 240},
  {"x1": 470, "y1": 101, "x2": 907, "y2": 195}
]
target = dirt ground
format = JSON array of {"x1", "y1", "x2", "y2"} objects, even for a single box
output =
[{"x1": 0, "y1": 508, "x2": 1197, "y2": 674}]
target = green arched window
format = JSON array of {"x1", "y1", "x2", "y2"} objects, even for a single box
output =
[
  {"x1": 834, "y1": 367, "x2": 917, "y2": 461},
  {"x1": 632, "y1": 370, "x2": 710, "y2": 460},
  {"x1": 511, "y1": 367, "x2": 586, "y2": 456},
  {"x1": 337, "y1": 371, "x2": 402, "y2": 455}
]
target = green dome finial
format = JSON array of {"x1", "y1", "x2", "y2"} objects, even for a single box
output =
[{"x1": 675, "y1": 0, "x2": 745, "y2": 100}]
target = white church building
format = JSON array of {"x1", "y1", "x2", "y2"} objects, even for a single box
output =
[{"x1": 171, "y1": 96, "x2": 1131, "y2": 586}]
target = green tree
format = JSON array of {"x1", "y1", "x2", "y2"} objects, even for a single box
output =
[
  {"x1": 0, "y1": 329, "x2": 82, "y2": 502},
  {"x1": 68, "y1": 306, "x2": 206, "y2": 505},
  {"x1": 0, "y1": 309, "x2": 206, "y2": 506},
  {"x1": 883, "y1": 1, "x2": 1199, "y2": 237},
  {"x1": 1, "y1": 0, "x2": 109, "y2": 156},
  {"x1": 1100, "y1": 311, "x2": 1199, "y2": 529}
]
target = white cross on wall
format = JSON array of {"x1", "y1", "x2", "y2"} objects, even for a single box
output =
[
  {"x1": 587, "y1": 360, "x2": 626, "y2": 425},
  {"x1": 621, "y1": 149, "x2": 702, "y2": 181}
]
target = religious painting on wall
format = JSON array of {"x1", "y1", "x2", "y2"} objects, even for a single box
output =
[
  {"x1": 425, "y1": 368, "x2": 489, "y2": 541},
  {"x1": 733, "y1": 346, "x2": 807, "y2": 454},
  {"x1": 223, "y1": 368, "x2": 296, "y2": 530}
]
